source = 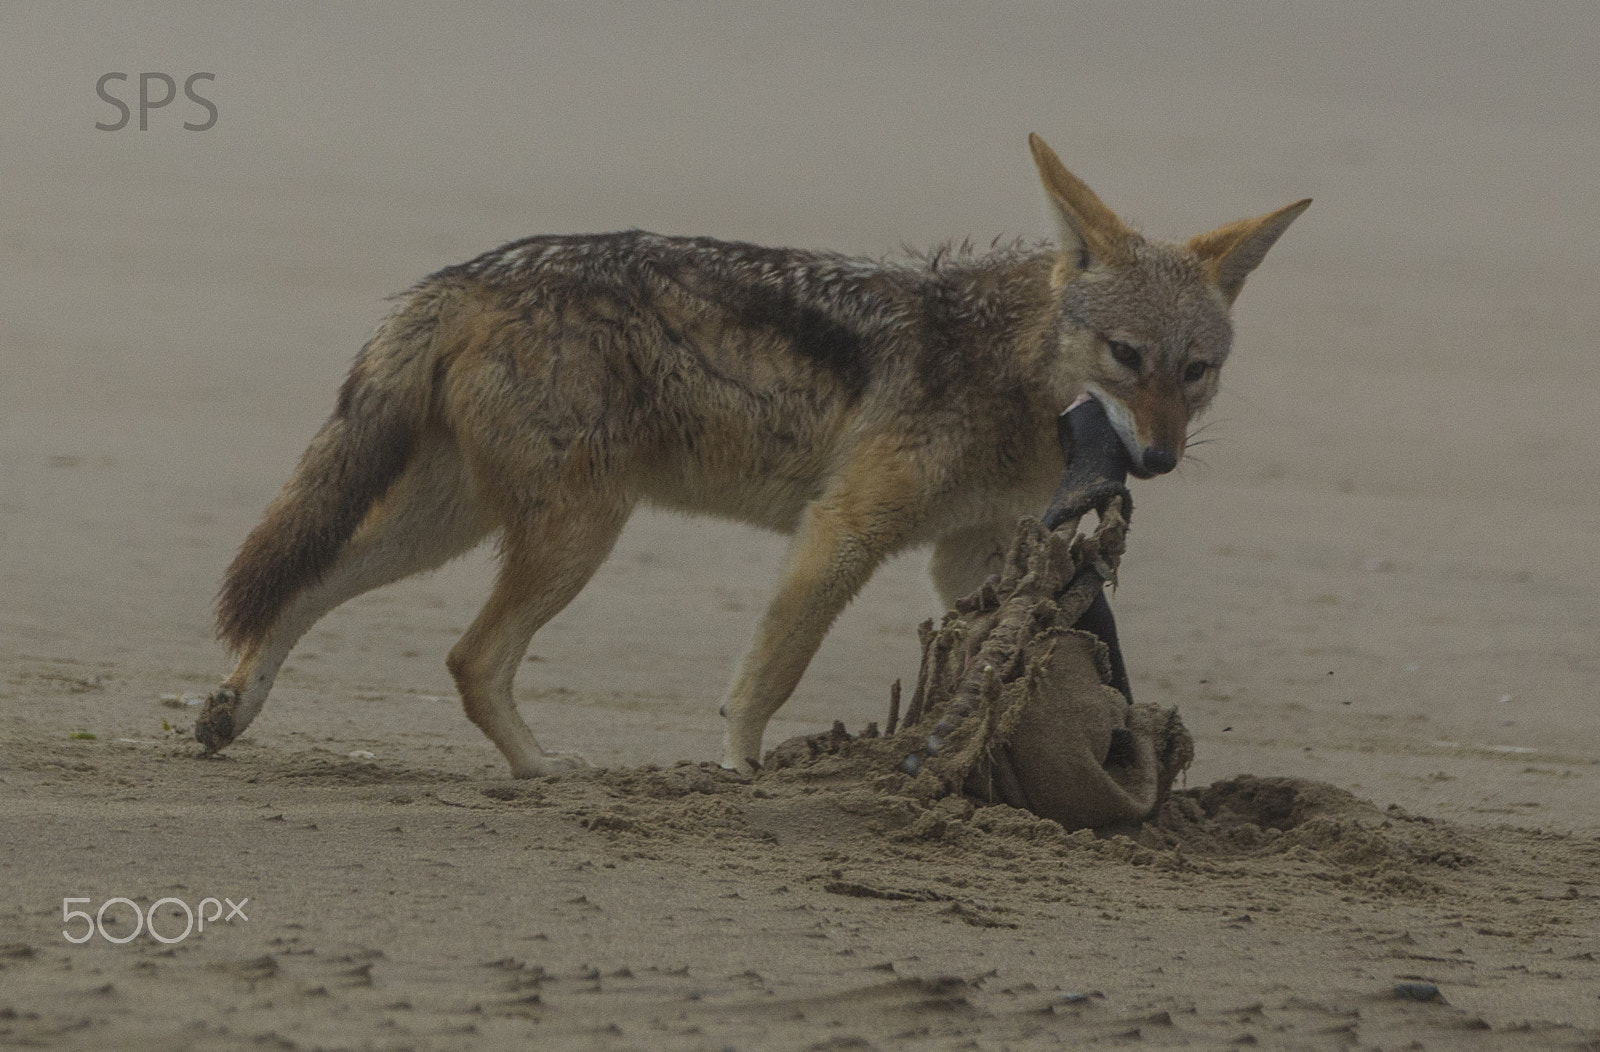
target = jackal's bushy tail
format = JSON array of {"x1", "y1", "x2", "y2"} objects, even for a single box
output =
[{"x1": 215, "y1": 293, "x2": 450, "y2": 652}]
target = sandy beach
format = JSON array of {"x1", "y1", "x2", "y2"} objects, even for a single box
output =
[{"x1": 2, "y1": 4, "x2": 1598, "y2": 1048}]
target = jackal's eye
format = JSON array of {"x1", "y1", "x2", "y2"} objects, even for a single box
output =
[
  {"x1": 1184, "y1": 361, "x2": 1211, "y2": 383},
  {"x1": 1106, "y1": 340, "x2": 1141, "y2": 371}
]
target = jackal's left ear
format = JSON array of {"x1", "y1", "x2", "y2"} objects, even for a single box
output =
[
  {"x1": 1029, "y1": 133, "x2": 1132, "y2": 270},
  {"x1": 1187, "y1": 198, "x2": 1312, "y2": 304}
]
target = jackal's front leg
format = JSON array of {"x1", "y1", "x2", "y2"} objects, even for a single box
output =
[
  {"x1": 928, "y1": 520, "x2": 1013, "y2": 611},
  {"x1": 719, "y1": 458, "x2": 923, "y2": 770}
]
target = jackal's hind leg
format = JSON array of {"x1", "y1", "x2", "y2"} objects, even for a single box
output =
[
  {"x1": 446, "y1": 498, "x2": 631, "y2": 778},
  {"x1": 198, "y1": 440, "x2": 490, "y2": 753}
]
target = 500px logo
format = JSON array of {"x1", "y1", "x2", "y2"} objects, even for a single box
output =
[
  {"x1": 63, "y1": 896, "x2": 248, "y2": 945},
  {"x1": 95, "y1": 72, "x2": 217, "y2": 131}
]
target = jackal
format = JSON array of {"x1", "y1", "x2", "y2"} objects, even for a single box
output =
[{"x1": 198, "y1": 134, "x2": 1308, "y2": 775}]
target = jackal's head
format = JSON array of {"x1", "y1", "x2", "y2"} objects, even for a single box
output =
[{"x1": 1029, "y1": 133, "x2": 1310, "y2": 479}]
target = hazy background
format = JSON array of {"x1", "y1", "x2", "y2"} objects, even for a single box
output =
[{"x1": 2, "y1": 2, "x2": 1597, "y2": 826}]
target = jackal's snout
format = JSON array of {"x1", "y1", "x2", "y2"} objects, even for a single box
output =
[
  {"x1": 1140, "y1": 448, "x2": 1178, "y2": 476},
  {"x1": 1119, "y1": 378, "x2": 1189, "y2": 479}
]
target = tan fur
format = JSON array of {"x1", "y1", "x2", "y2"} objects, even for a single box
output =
[
  {"x1": 201, "y1": 136, "x2": 1308, "y2": 775},
  {"x1": 1127, "y1": 373, "x2": 1189, "y2": 462},
  {"x1": 1187, "y1": 198, "x2": 1314, "y2": 304},
  {"x1": 1029, "y1": 133, "x2": 1132, "y2": 266}
]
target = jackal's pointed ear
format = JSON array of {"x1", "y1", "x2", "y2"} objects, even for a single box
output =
[
  {"x1": 1028, "y1": 133, "x2": 1132, "y2": 270},
  {"x1": 1187, "y1": 198, "x2": 1312, "y2": 304}
]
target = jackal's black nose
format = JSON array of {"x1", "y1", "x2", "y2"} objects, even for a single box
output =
[{"x1": 1141, "y1": 448, "x2": 1178, "y2": 475}]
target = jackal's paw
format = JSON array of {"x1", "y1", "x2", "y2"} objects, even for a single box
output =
[
  {"x1": 718, "y1": 754, "x2": 761, "y2": 776},
  {"x1": 194, "y1": 686, "x2": 241, "y2": 753},
  {"x1": 511, "y1": 751, "x2": 591, "y2": 779}
]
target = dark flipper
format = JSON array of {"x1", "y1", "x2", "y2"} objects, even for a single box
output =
[
  {"x1": 1042, "y1": 396, "x2": 1132, "y2": 532},
  {"x1": 1043, "y1": 397, "x2": 1136, "y2": 705}
]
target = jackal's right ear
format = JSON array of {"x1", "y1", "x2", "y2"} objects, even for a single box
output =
[
  {"x1": 1029, "y1": 133, "x2": 1132, "y2": 272},
  {"x1": 1187, "y1": 198, "x2": 1312, "y2": 304}
]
